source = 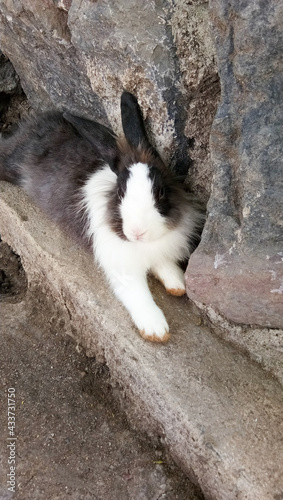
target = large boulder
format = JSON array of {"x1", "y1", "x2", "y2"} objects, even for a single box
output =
[
  {"x1": 185, "y1": 1, "x2": 283, "y2": 328},
  {"x1": 0, "y1": 0, "x2": 218, "y2": 191}
]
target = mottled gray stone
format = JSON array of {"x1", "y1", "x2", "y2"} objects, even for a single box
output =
[
  {"x1": 186, "y1": 0, "x2": 283, "y2": 328},
  {"x1": 0, "y1": 0, "x2": 218, "y2": 184},
  {"x1": 0, "y1": 0, "x2": 108, "y2": 121},
  {"x1": 0, "y1": 51, "x2": 20, "y2": 94},
  {"x1": 171, "y1": 0, "x2": 220, "y2": 200}
]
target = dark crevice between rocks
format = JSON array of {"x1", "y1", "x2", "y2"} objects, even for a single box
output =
[
  {"x1": 0, "y1": 51, "x2": 29, "y2": 136},
  {"x1": 0, "y1": 54, "x2": 29, "y2": 303},
  {"x1": 0, "y1": 238, "x2": 28, "y2": 303},
  {"x1": 151, "y1": 5, "x2": 194, "y2": 180}
]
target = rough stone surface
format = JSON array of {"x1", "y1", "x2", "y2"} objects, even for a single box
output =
[
  {"x1": 1, "y1": 267, "x2": 203, "y2": 500},
  {"x1": 0, "y1": 0, "x2": 218, "y2": 189},
  {"x1": 1, "y1": 182, "x2": 283, "y2": 500},
  {"x1": 0, "y1": 51, "x2": 20, "y2": 94},
  {"x1": 171, "y1": 0, "x2": 220, "y2": 200},
  {"x1": 186, "y1": 0, "x2": 283, "y2": 328},
  {"x1": 0, "y1": 51, "x2": 27, "y2": 134},
  {"x1": 0, "y1": 0, "x2": 108, "y2": 122}
]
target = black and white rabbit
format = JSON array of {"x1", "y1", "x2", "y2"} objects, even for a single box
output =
[{"x1": 0, "y1": 92, "x2": 205, "y2": 342}]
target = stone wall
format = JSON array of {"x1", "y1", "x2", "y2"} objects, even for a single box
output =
[
  {"x1": 186, "y1": 0, "x2": 283, "y2": 330},
  {"x1": 0, "y1": 0, "x2": 219, "y2": 201},
  {"x1": 0, "y1": 0, "x2": 282, "y2": 333}
]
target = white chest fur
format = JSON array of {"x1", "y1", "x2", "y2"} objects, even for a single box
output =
[{"x1": 81, "y1": 165, "x2": 193, "y2": 342}]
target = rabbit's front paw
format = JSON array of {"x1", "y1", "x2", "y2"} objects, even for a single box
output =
[
  {"x1": 166, "y1": 286, "x2": 186, "y2": 297},
  {"x1": 153, "y1": 264, "x2": 186, "y2": 297},
  {"x1": 135, "y1": 307, "x2": 170, "y2": 343}
]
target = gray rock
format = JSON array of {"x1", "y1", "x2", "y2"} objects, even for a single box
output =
[
  {"x1": 0, "y1": 51, "x2": 20, "y2": 94},
  {"x1": 0, "y1": 0, "x2": 218, "y2": 183},
  {"x1": 0, "y1": 0, "x2": 108, "y2": 122},
  {"x1": 171, "y1": 0, "x2": 220, "y2": 200},
  {"x1": 186, "y1": 0, "x2": 283, "y2": 328},
  {"x1": 0, "y1": 51, "x2": 27, "y2": 134}
]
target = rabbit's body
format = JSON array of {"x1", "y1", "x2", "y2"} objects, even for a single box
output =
[
  {"x1": 83, "y1": 159, "x2": 201, "y2": 341},
  {"x1": 0, "y1": 112, "x2": 119, "y2": 249},
  {"x1": 0, "y1": 93, "x2": 205, "y2": 342}
]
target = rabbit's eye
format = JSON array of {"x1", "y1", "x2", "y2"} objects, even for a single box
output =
[
  {"x1": 154, "y1": 184, "x2": 171, "y2": 216},
  {"x1": 158, "y1": 187, "x2": 166, "y2": 200}
]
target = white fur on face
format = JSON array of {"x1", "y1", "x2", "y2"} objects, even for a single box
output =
[
  {"x1": 120, "y1": 163, "x2": 168, "y2": 243},
  {"x1": 82, "y1": 164, "x2": 201, "y2": 341}
]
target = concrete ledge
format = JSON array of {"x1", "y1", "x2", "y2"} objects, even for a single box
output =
[{"x1": 1, "y1": 182, "x2": 283, "y2": 500}]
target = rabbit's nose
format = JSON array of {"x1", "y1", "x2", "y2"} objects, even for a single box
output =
[{"x1": 132, "y1": 229, "x2": 146, "y2": 241}]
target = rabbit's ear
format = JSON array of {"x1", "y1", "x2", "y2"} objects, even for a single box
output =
[
  {"x1": 120, "y1": 92, "x2": 164, "y2": 164},
  {"x1": 120, "y1": 92, "x2": 153, "y2": 150},
  {"x1": 63, "y1": 112, "x2": 120, "y2": 173}
]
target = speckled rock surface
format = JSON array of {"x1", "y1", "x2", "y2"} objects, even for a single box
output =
[
  {"x1": 0, "y1": 51, "x2": 20, "y2": 94},
  {"x1": 171, "y1": 0, "x2": 220, "y2": 200},
  {"x1": 0, "y1": 0, "x2": 218, "y2": 189},
  {"x1": 186, "y1": 0, "x2": 283, "y2": 328}
]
